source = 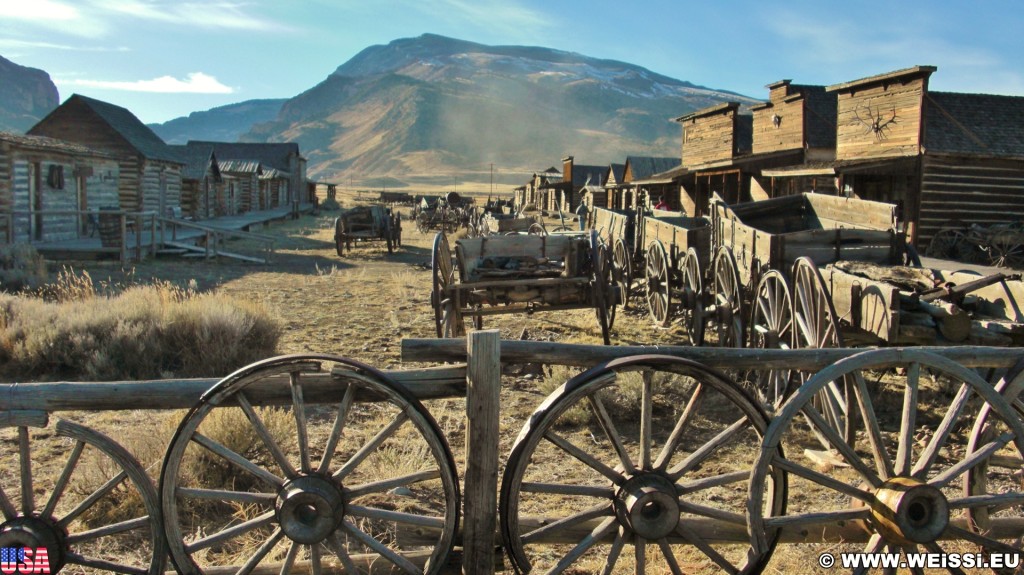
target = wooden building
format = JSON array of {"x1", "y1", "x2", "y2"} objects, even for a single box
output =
[
  {"x1": 762, "y1": 66, "x2": 1024, "y2": 248},
  {"x1": 188, "y1": 141, "x2": 307, "y2": 210},
  {"x1": 28, "y1": 94, "x2": 184, "y2": 215},
  {"x1": 521, "y1": 167, "x2": 561, "y2": 212},
  {"x1": 620, "y1": 156, "x2": 680, "y2": 211},
  {"x1": 542, "y1": 156, "x2": 605, "y2": 213},
  {"x1": 0, "y1": 131, "x2": 119, "y2": 243},
  {"x1": 218, "y1": 160, "x2": 262, "y2": 215},
  {"x1": 672, "y1": 103, "x2": 754, "y2": 215},
  {"x1": 603, "y1": 163, "x2": 626, "y2": 209},
  {"x1": 172, "y1": 145, "x2": 220, "y2": 219}
]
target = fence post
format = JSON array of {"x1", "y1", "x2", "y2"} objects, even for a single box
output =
[{"x1": 463, "y1": 330, "x2": 501, "y2": 574}]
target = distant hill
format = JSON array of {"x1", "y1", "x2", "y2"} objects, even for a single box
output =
[
  {"x1": 0, "y1": 55, "x2": 59, "y2": 133},
  {"x1": 145, "y1": 34, "x2": 762, "y2": 179},
  {"x1": 244, "y1": 34, "x2": 760, "y2": 178},
  {"x1": 149, "y1": 99, "x2": 286, "y2": 144}
]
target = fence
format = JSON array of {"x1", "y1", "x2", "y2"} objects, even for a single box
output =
[{"x1": 2, "y1": 334, "x2": 1023, "y2": 573}]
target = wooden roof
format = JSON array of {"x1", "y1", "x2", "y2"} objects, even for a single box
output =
[
  {"x1": 625, "y1": 156, "x2": 680, "y2": 180},
  {"x1": 187, "y1": 140, "x2": 301, "y2": 173},
  {"x1": 825, "y1": 65, "x2": 937, "y2": 93},
  {"x1": 925, "y1": 91, "x2": 1024, "y2": 158},
  {"x1": 0, "y1": 130, "x2": 115, "y2": 158},
  {"x1": 169, "y1": 144, "x2": 219, "y2": 180}
]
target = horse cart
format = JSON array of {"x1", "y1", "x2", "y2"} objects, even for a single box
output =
[
  {"x1": 430, "y1": 230, "x2": 618, "y2": 344},
  {"x1": 333, "y1": 205, "x2": 401, "y2": 255},
  {"x1": 479, "y1": 212, "x2": 545, "y2": 236}
]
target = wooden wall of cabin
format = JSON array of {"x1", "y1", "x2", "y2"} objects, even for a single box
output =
[
  {"x1": 691, "y1": 170, "x2": 748, "y2": 217},
  {"x1": 681, "y1": 111, "x2": 736, "y2": 166},
  {"x1": 752, "y1": 99, "x2": 806, "y2": 154},
  {"x1": 834, "y1": 77, "x2": 925, "y2": 161},
  {"x1": 917, "y1": 155, "x2": 1024, "y2": 250},
  {"x1": 0, "y1": 143, "x2": 10, "y2": 241},
  {"x1": 139, "y1": 161, "x2": 182, "y2": 214}
]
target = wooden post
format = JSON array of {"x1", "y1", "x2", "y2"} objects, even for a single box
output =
[{"x1": 463, "y1": 330, "x2": 500, "y2": 574}]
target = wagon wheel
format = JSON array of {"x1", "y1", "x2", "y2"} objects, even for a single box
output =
[
  {"x1": 334, "y1": 216, "x2": 347, "y2": 257},
  {"x1": 680, "y1": 248, "x2": 706, "y2": 346},
  {"x1": 431, "y1": 233, "x2": 465, "y2": 338},
  {"x1": 528, "y1": 222, "x2": 547, "y2": 235},
  {"x1": 611, "y1": 237, "x2": 633, "y2": 310},
  {"x1": 0, "y1": 418, "x2": 167, "y2": 574},
  {"x1": 748, "y1": 348, "x2": 1024, "y2": 572},
  {"x1": 966, "y1": 366, "x2": 1024, "y2": 573},
  {"x1": 712, "y1": 246, "x2": 744, "y2": 348},
  {"x1": 551, "y1": 225, "x2": 574, "y2": 233},
  {"x1": 925, "y1": 228, "x2": 961, "y2": 259},
  {"x1": 500, "y1": 355, "x2": 786, "y2": 574},
  {"x1": 591, "y1": 230, "x2": 614, "y2": 345},
  {"x1": 644, "y1": 240, "x2": 672, "y2": 328},
  {"x1": 791, "y1": 257, "x2": 853, "y2": 447},
  {"x1": 160, "y1": 354, "x2": 461, "y2": 575},
  {"x1": 415, "y1": 213, "x2": 429, "y2": 234},
  {"x1": 748, "y1": 269, "x2": 794, "y2": 408}
]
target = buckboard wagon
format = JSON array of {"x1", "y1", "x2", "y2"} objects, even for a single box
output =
[
  {"x1": 430, "y1": 230, "x2": 618, "y2": 344},
  {"x1": 479, "y1": 212, "x2": 545, "y2": 236},
  {"x1": 333, "y1": 205, "x2": 401, "y2": 255}
]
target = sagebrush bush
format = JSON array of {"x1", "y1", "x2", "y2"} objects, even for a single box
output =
[
  {"x1": 0, "y1": 243, "x2": 47, "y2": 292},
  {"x1": 319, "y1": 196, "x2": 341, "y2": 211},
  {"x1": 0, "y1": 280, "x2": 280, "y2": 380}
]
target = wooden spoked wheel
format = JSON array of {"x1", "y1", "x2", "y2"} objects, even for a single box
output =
[
  {"x1": 528, "y1": 222, "x2": 546, "y2": 235},
  {"x1": 0, "y1": 419, "x2": 167, "y2": 574},
  {"x1": 966, "y1": 367, "x2": 1024, "y2": 572},
  {"x1": 431, "y1": 233, "x2": 464, "y2": 338},
  {"x1": 748, "y1": 349, "x2": 1024, "y2": 572},
  {"x1": 712, "y1": 247, "x2": 743, "y2": 347},
  {"x1": 500, "y1": 355, "x2": 785, "y2": 574},
  {"x1": 591, "y1": 230, "x2": 614, "y2": 345},
  {"x1": 160, "y1": 354, "x2": 461, "y2": 575},
  {"x1": 748, "y1": 270, "x2": 794, "y2": 407},
  {"x1": 680, "y1": 248, "x2": 705, "y2": 346},
  {"x1": 415, "y1": 213, "x2": 430, "y2": 234},
  {"x1": 791, "y1": 257, "x2": 851, "y2": 447},
  {"x1": 645, "y1": 240, "x2": 672, "y2": 328},
  {"x1": 611, "y1": 238, "x2": 633, "y2": 310}
]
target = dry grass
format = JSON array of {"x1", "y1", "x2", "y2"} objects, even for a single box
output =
[{"x1": 0, "y1": 242, "x2": 48, "y2": 291}]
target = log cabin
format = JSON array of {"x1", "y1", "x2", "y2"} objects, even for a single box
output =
[
  {"x1": 27, "y1": 94, "x2": 184, "y2": 216},
  {"x1": 603, "y1": 163, "x2": 626, "y2": 209},
  {"x1": 543, "y1": 156, "x2": 605, "y2": 213},
  {"x1": 619, "y1": 156, "x2": 681, "y2": 211},
  {"x1": 0, "y1": 131, "x2": 120, "y2": 243},
  {"x1": 171, "y1": 145, "x2": 221, "y2": 220},
  {"x1": 187, "y1": 141, "x2": 307, "y2": 211}
]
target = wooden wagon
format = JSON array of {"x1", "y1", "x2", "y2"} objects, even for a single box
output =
[
  {"x1": 639, "y1": 210, "x2": 712, "y2": 341},
  {"x1": 430, "y1": 231, "x2": 618, "y2": 344},
  {"x1": 333, "y1": 205, "x2": 401, "y2": 255},
  {"x1": 590, "y1": 207, "x2": 638, "y2": 309},
  {"x1": 479, "y1": 212, "x2": 545, "y2": 236}
]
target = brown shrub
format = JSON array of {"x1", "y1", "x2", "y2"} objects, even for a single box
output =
[{"x1": 0, "y1": 243, "x2": 47, "y2": 292}]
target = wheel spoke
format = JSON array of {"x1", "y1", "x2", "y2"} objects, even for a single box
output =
[
  {"x1": 657, "y1": 537, "x2": 685, "y2": 575},
  {"x1": 676, "y1": 470, "x2": 749, "y2": 495},
  {"x1": 674, "y1": 520, "x2": 739, "y2": 574},
  {"x1": 944, "y1": 523, "x2": 1024, "y2": 555},
  {"x1": 654, "y1": 384, "x2": 705, "y2": 470},
  {"x1": 289, "y1": 372, "x2": 311, "y2": 473},
  {"x1": 923, "y1": 542, "x2": 968, "y2": 575},
  {"x1": 931, "y1": 431, "x2": 1014, "y2": 488},
  {"x1": 333, "y1": 410, "x2": 408, "y2": 482},
  {"x1": 64, "y1": 552, "x2": 147, "y2": 575},
  {"x1": 763, "y1": 507, "x2": 869, "y2": 529},
  {"x1": 803, "y1": 404, "x2": 881, "y2": 487},
  {"x1": 319, "y1": 383, "x2": 357, "y2": 474},
  {"x1": 544, "y1": 431, "x2": 625, "y2": 484},
  {"x1": 185, "y1": 510, "x2": 276, "y2": 553},
  {"x1": 521, "y1": 483, "x2": 614, "y2": 498},
  {"x1": 0, "y1": 485, "x2": 15, "y2": 521},
  {"x1": 311, "y1": 540, "x2": 322, "y2": 575},
  {"x1": 522, "y1": 503, "x2": 612, "y2": 544},
  {"x1": 852, "y1": 371, "x2": 895, "y2": 480},
  {"x1": 341, "y1": 518, "x2": 422, "y2": 573},
  {"x1": 347, "y1": 504, "x2": 446, "y2": 529},
  {"x1": 668, "y1": 416, "x2": 748, "y2": 480},
  {"x1": 772, "y1": 456, "x2": 873, "y2": 502},
  {"x1": 236, "y1": 391, "x2": 297, "y2": 478},
  {"x1": 677, "y1": 498, "x2": 746, "y2": 525},
  {"x1": 913, "y1": 381, "x2": 972, "y2": 478},
  {"x1": 640, "y1": 371, "x2": 654, "y2": 469},
  {"x1": 635, "y1": 536, "x2": 646, "y2": 572},
  {"x1": 279, "y1": 540, "x2": 299, "y2": 575},
  {"x1": 545, "y1": 516, "x2": 617, "y2": 575},
  {"x1": 192, "y1": 432, "x2": 284, "y2": 488},
  {"x1": 895, "y1": 363, "x2": 920, "y2": 476},
  {"x1": 19, "y1": 426, "x2": 33, "y2": 514},
  {"x1": 948, "y1": 492, "x2": 1024, "y2": 510},
  {"x1": 42, "y1": 439, "x2": 85, "y2": 518},
  {"x1": 177, "y1": 487, "x2": 277, "y2": 505},
  {"x1": 346, "y1": 469, "x2": 441, "y2": 499},
  {"x1": 67, "y1": 515, "x2": 150, "y2": 544},
  {"x1": 235, "y1": 527, "x2": 284, "y2": 575},
  {"x1": 599, "y1": 527, "x2": 626, "y2": 575},
  {"x1": 59, "y1": 469, "x2": 128, "y2": 527},
  {"x1": 327, "y1": 533, "x2": 361, "y2": 574}
]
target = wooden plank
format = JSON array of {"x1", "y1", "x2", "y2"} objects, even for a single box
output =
[
  {"x1": 825, "y1": 265, "x2": 901, "y2": 342},
  {"x1": 401, "y1": 339, "x2": 1024, "y2": 370},
  {"x1": 462, "y1": 330, "x2": 500, "y2": 575}
]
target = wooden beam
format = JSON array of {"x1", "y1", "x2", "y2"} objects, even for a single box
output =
[{"x1": 462, "y1": 330, "x2": 501, "y2": 575}]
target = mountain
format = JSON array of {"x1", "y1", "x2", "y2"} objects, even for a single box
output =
[
  {"x1": 0, "y1": 55, "x2": 59, "y2": 133},
  {"x1": 242, "y1": 34, "x2": 760, "y2": 179},
  {"x1": 150, "y1": 99, "x2": 286, "y2": 144}
]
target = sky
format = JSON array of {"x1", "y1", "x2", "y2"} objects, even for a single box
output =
[{"x1": 1, "y1": 0, "x2": 1022, "y2": 125}]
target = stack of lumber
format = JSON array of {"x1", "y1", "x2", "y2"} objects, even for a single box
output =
[{"x1": 826, "y1": 261, "x2": 1024, "y2": 346}]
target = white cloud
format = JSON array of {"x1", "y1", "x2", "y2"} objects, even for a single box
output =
[
  {"x1": 0, "y1": 0, "x2": 108, "y2": 37},
  {"x1": 0, "y1": 39, "x2": 129, "y2": 52},
  {"x1": 58, "y1": 72, "x2": 235, "y2": 94},
  {"x1": 90, "y1": 0, "x2": 287, "y2": 31}
]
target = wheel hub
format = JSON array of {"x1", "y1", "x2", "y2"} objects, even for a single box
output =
[
  {"x1": 0, "y1": 515, "x2": 67, "y2": 573},
  {"x1": 870, "y1": 476, "x2": 949, "y2": 544},
  {"x1": 614, "y1": 473, "x2": 680, "y2": 539},
  {"x1": 275, "y1": 475, "x2": 346, "y2": 544}
]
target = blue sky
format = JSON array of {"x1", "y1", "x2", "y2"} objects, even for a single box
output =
[{"x1": 1, "y1": 0, "x2": 1022, "y2": 124}]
